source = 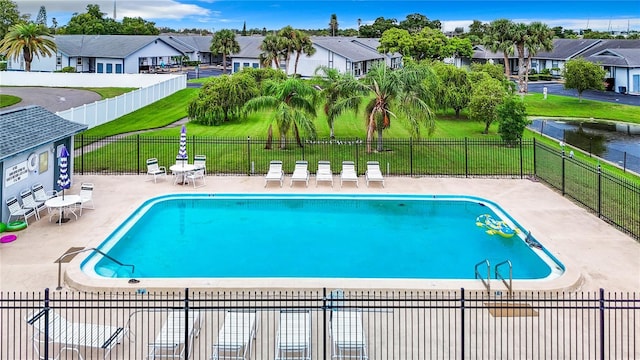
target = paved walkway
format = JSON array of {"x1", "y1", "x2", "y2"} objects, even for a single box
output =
[{"x1": 1, "y1": 175, "x2": 638, "y2": 293}]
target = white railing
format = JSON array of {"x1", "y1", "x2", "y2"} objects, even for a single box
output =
[{"x1": 55, "y1": 75, "x2": 187, "y2": 129}]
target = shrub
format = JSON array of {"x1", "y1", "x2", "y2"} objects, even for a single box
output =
[
  {"x1": 55, "y1": 66, "x2": 76, "y2": 73},
  {"x1": 528, "y1": 74, "x2": 539, "y2": 81}
]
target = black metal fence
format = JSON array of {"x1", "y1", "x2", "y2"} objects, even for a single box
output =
[
  {"x1": 1, "y1": 288, "x2": 638, "y2": 359},
  {"x1": 74, "y1": 135, "x2": 640, "y2": 240}
]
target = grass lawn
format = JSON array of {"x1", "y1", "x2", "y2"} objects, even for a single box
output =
[{"x1": 0, "y1": 94, "x2": 21, "y2": 108}]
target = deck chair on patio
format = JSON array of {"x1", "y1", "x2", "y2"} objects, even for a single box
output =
[
  {"x1": 265, "y1": 160, "x2": 284, "y2": 187},
  {"x1": 32, "y1": 183, "x2": 57, "y2": 203},
  {"x1": 25, "y1": 309, "x2": 127, "y2": 360},
  {"x1": 340, "y1": 161, "x2": 359, "y2": 188},
  {"x1": 148, "y1": 310, "x2": 202, "y2": 359},
  {"x1": 330, "y1": 311, "x2": 368, "y2": 360},
  {"x1": 316, "y1": 160, "x2": 334, "y2": 187},
  {"x1": 147, "y1": 158, "x2": 167, "y2": 183},
  {"x1": 6, "y1": 196, "x2": 36, "y2": 225},
  {"x1": 290, "y1": 160, "x2": 309, "y2": 187},
  {"x1": 193, "y1": 155, "x2": 207, "y2": 175},
  {"x1": 20, "y1": 188, "x2": 47, "y2": 220},
  {"x1": 365, "y1": 161, "x2": 384, "y2": 187},
  {"x1": 211, "y1": 311, "x2": 257, "y2": 360},
  {"x1": 76, "y1": 183, "x2": 95, "y2": 216},
  {"x1": 275, "y1": 310, "x2": 311, "y2": 360}
]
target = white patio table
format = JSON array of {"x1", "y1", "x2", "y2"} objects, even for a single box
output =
[
  {"x1": 169, "y1": 164, "x2": 196, "y2": 185},
  {"x1": 45, "y1": 195, "x2": 81, "y2": 225}
]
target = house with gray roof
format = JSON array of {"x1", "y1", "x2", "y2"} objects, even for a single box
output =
[
  {"x1": 0, "y1": 106, "x2": 87, "y2": 223},
  {"x1": 230, "y1": 36, "x2": 400, "y2": 78},
  {"x1": 466, "y1": 39, "x2": 640, "y2": 94},
  {"x1": 6, "y1": 35, "x2": 188, "y2": 74}
]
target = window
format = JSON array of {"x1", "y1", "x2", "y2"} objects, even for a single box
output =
[
  {"x1": 243, "y1": 62, "x2": 250, "y2": 68},
  {"x1": 252, "y1": 63, "x2": 259, "y2": 68},
  {"x1": 76, "y1": 58, "x2": 82, "y2": 66},
  {"x1": 115, "y1": 64, "x2": 122, "y2": 73},
  {"x1": 97, "y1": 63, "x2": 104, "y2": 73},
  {"x1": 106, "y1": 64, "x2": 113, "y2": 73}
]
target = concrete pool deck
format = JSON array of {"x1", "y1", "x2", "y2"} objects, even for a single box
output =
[{"x1": 0, "y1": 175, "x2": 638, "y2": 293}]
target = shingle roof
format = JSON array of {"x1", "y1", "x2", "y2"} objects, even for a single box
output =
[
  {"x1": 533, "y1": 39, "x2": 601, "y2": 60},
  {"x1": 0, "y1": 106, "x2": 87, "y2": 161},
  {"x1": 577, "y1": 39, "x2": 640, "y2": 67},
  {"x1": 311, "y1": 37, "x2": 384, "y2": 62},
  {"x1": 53, "y1": 35, "x2": 186, "y2": 58},
  {"x1": 161, "y1": 35, "x2": 212, "y2": 53},
  {"x1": 234, "y1": 36, "x2": 268, "y2": 58}
]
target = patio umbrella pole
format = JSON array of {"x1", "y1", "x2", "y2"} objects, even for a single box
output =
[{"x1": 57, "y1": 145, "x2": 71, "y2": 223}]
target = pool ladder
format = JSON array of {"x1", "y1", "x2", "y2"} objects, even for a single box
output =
[
  {"x1": 474, "y1": 259, "x2": 513, "y2": 295},
  {"x1": 55, "y1": 248, "x2": 135, "y2": 290}
]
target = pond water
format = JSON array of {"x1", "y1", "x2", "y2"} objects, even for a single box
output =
[{"x1": 529, "y1": 119, "x2": 640, "y2": 173}]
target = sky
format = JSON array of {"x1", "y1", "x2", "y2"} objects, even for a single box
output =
[{"x1": 14, "y1": 0, "x2": 640, "y2": 33}]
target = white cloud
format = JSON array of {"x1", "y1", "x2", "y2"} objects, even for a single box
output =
[{"x1": 15, "y1": 0, "x2": 210, "y2": 21}]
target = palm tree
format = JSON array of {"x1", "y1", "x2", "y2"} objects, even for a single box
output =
[
  {"x1": 510, "y1": 22, "x2": 530, "y2": 93},
  {"x1": 292, "y1": 30, "x2": 315, "y2": 75},
  {"x1": 484, "y1": 19, "x2": 515, "y2": 77},
  {"x1": 259, "y1": 34, "x2": 283, "y2": 69},
  {"x1": 210, "y1": 29, "x2": 240, "y2": 74},
  {"x1": 314, "y1": 66, "x2": 367, "y2": 139},
  {"x1": 242, "y1": 77, "x2": 318, "y2": 149},
  {"x1": 329, "y1": 14, "x2": 339, "y2": 36},
  {"x1": 277, "y1": 26, "x2": 298, "y2": 74},
  {"x1": 0, "y1": 22, "x2": 56, "y2": 72},
  {"x1": 362, "y1": 62, "x2": 436, "y2": 153},
  {"x1": 524, "y1": 22, "x2": 554, "y2": 93}
]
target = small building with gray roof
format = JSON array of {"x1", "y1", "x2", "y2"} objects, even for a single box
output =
[{"x1": 0, "y1": 106, "x2": 87, "y2": 223}]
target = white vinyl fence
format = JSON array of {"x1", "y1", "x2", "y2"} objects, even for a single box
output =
[{"x1": 55, "y1": 75, "x2": 186, "y2": 129}]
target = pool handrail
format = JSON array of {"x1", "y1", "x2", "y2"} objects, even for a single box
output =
[
  {"x1": 474, "y1": 259, "x2": 491, "y2": 292},
  {"x1": 495, "y1": 260, "x2": 513, "y2": 296},
  {"x1": 56, "y1": 248, "x2": 135, "y2": 290}
]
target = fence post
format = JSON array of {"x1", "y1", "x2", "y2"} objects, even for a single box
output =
[
  {"x1": 44, "y1": 288, "x2": 50, "y2": 360},
  {"x1": 247, "y1": 136, "x2": 251, "y2": 176},
  {"x1": 460, "y1": 288, "x2": 465, "y2": 360},
  {"x1": 137, "y1": 134, "x2": 141, "y2": 175},
  {"x1": 519, "y1": 139, "x2": 523, "y2": 179},
  {"x1": 80, "y1": 134, "x2": 84, "y2": 175},
  {"x1": 599, "y1": 288, "x2": 605, "y2": 360},
  {"x1": 533, "y1": 138, "x2": 537, "y2": 177},
  {"x1": 464, "y1": 138, "x2": 469, "y2": 178},
  {"x1": 184, "y1": 288, "x2": 190, "y2": 360},
  {"x1": 561, "y1": 147, "x2": 566, "y2": 195},
  {"x1": 597, "y1": 163, "x2": 602, "y2": 217},
  {"x1": 322, "y1": 287, "x2": 327, "y2": 360},
  {"x1": 409, "y1": 138, "x2": 413, "y2": 177}
]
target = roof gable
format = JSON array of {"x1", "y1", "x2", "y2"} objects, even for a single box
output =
[
  {"x1": 54, "y1": 35, "x2": 186, "y2": 58},
  {"x1": 0, "y1": 106, "x2": 87, "y2": 161}
]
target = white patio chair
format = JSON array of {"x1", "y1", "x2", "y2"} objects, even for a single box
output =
[
  {"x1": 340, "y1": 161, "x2": 359, "y2": 188},
  {"x1": 211, "y1": 311, "x2": 257, "y2": 360},
  {"x1": 290, "y1": 160, "x2": 309, "y2": 187},
  {"x1": 32, "y1": 183, "x2": 57, "y2": 202},
  {"x1": 148, "y1": 310, "x2": 202, "y2": 360},
  {"x1": 147, "y1": 158, "x2": 167, "y2": 183},
  {"x1": 193, "y1": 155, "x2": 207, "y2": 175},
  {"x1": 6, "y1": 196, "x2": 36, "y2": 225},
  {"x1": 275, "y1": 310, "x2": 311, "y2": 360},
  {"x1": 365, "y1": 161, "x2": 384, "y2": 187},
  {"x1": 20, "y1": 188, "x2": 46, "y2": 220},
  {"x1": 186, "y1": 169, "x2": 206, "y2": 188},
  {"x1": 316, "y1": 160, "x2": 334, "y2": 187},
  {"x1": 265, "y1": 160, "x2": 284, "y2": 188},
  {"x1": 76, "y1": 183, "x2": 95, "y2": 216}
]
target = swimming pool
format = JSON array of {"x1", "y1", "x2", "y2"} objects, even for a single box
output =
[{"x1": 81, "y1": 194, "x2": 564, "y2": 282}]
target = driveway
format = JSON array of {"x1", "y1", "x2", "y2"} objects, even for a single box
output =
[
  {"x1": 1, "y1": 87, "x2": 102, "y2": 113},
  {"x1": 527, "y1": 82, "x2": 640, "y2": 106}
]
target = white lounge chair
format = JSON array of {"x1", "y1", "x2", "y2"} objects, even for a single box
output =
[
  {"x1": 148, "y1": 310, "x2": 202, "y2": 360},
  {"x1": 6, "y1": 196, "x2": 36, "y2": 225},
  {"x1": 147, "y1": 158, "x2": 167, "y2": 183},
  {"x1": 211, "y1": 311, "x2": 257, "y2": 360},
  {"x1": 275, "y1": 310, "x2": 311, "y2": 360},
  {"x1": 290, "y1": 160, "x2": 309, "y2": 187},
  {"x1": 20, "y1": 188, "x2": 46, "y2": 220},
  {"x1": 316, "y1": 160, "x2": 334, "y2": 187},
  {"x1": 25, "y1": 309, "x2": 127, "y2": 360},
  {"x1": 265, "y1": 160, "x2": 284, "y2": 187},
  {"x1": 330, "y1": 311, "x2": 368, "y2": 360},
  {"x1": 365, "y1": 161, "x2": 384, "y2": 187},
  {"x1": 340, "y1": 161, "x2": 359, "y2": 188},
  {"x1": 76, "y1": 182, "x2": 95, "y2": 216}
]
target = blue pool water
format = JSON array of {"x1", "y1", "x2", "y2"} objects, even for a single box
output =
[{"x1": 82, "y1": 194, "x2": 563, "y2": 280}]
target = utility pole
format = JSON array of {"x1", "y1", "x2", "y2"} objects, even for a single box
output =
[{"x1": 113, "y1": 0, "x2": 117, "y2": 20}]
